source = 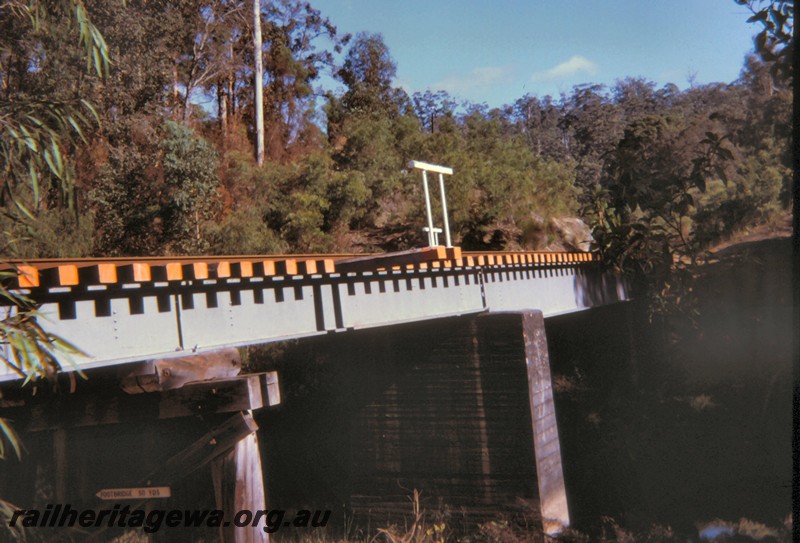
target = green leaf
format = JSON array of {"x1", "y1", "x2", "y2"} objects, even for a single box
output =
[
  {"x1": 43, "y1": 148, "x2": 60, "y2": 179},
  {"x1": 50, "y1": 139, "x2": 63, "y2": 172},
  {"x1": 695, "y1": 175, "x2": 706, "y2": 193},
  {"x1": 11, "y1": 197, "x2": 35, "y2": 220},
  {"x1": 28, "y1": 161, "x2": 39, "y2": 204},
  {"x1": 714, "y1": 164, "x2": 728, "y2": 184},
  {"x1": 718, "y1": 147, "x2": 734, "y2": 161},
  {"x1": 92, "y1": 46, "x2": 102, "y2": 78},
  {"x1": 67, "y1": 116, "x2": 86, "y2": 142},
  {"x1": 0, "y1": 418, "x2": 22, "y2": 461},
  {"x1": 747, "y1": 10, "x2": 769, "y2": 23},
  {"x1": 80, "y1": 99, "x2": 100, "y2": 124},
  {"x1": 18, "y1": 128, "x2": 38, "y2": 153}
]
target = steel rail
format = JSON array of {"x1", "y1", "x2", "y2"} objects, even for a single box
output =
[{"x1": 2, "y1": 249, "x2": 596, "y2": 290}]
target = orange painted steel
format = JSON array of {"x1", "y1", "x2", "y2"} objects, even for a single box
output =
[
  {"x1": 4, "y1": 248, "x2": 595, "y2": 290},
  {"x1": 4, "y1": 254, "x2": 353, "y2": 289}
]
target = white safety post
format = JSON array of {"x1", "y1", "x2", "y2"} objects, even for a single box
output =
[
  {"x1": 409, "y1": 160, "x2": 454, "y2": 247},
  {"x1": 438, "y1": 173, "x2": 452, "y2": 248},
  {"x1": 421, "y1": 170, "x2": 436, "y2": 246}
]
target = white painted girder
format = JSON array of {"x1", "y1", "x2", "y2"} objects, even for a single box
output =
[{"x1": 0, "y1": 264, "x2": 627, "y2": 381}]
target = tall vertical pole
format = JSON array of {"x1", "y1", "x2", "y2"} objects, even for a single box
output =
[
  {"x1": 422, "y1": 170, "x2": 436, "y2": 246},
  {"x1": 253, "y1": 0, "x2": 265, "y2": 166},
  {"x1": 438, "y1": 173, "x2": 452, "y2": 248}
]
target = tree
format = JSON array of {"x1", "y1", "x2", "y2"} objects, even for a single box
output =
[
  {"x1": 735, "y1": 0, "x2": 793, "y2": 82},
  {"x1": 560, "y1": 84, "x2": 622, "y2": 198},
  {"x1": 336, "y1": 32, "x2": 399, "y2": 117},
  {"x1": 91, "y1": 120, "x2": 219, "y2": 256},
  {"x1": 0, "y1": 0, "x2": 109, "y2": 380},
  {"x1": 325, "y1": 32, "x2": 419, "y2": 238},
  {"x1": 513, "y1": 94, "x2": 570, "y2": 161},
  {"x1": 259, "y1": 0, "x2": 347, "y2": 161},
  {"x1": 1, "y1": 0, "x2": 107, "y2": 218},
  {"x1": 166, "y1": 0, "x2": 246, "y2": 124},
  {"x1": 612, "y1": 77, "x2": 661, "y2": 124},
  {"x1": 412, "y1": 90, "x2": 456, "y2": 134},
  {"x1": 0, "y1": 4, "x2": 110, "y2": 534}
]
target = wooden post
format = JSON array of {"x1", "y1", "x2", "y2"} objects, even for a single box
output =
[
  {"x1": 212, "y1": 426, "x2": 268, "y2": 543},
  {"x1": 520, "y1": 310, "x2": 570, "y2": 534}
]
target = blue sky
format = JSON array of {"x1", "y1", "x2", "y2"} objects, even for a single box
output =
[{"x1": 311, "y1": 0, "x2": 760, "y2": 107}]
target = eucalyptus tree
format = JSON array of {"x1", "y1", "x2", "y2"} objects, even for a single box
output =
[
  {"x1": 0, "y1": 4, "x2": 111, "y2": 516},
  {"x1": 336, "y1": 32, "x2": 400, "y2": 117},
  {"x1": 560, "y1": 84, "x2": 623, "y2": 198},
  {"x1": 260, "y1": 0, "x2": 347, "y2": 161},
  {"x1": 735, "y1": 0, "x2": 793, "y2": 82},
  {"x1": 412, "y1": 90, "x2": 457, "y2": 134},
  {"x1": 0, "y1": 0, "x2": 111, "y2": 384},
  {"x1": 513, "y1": 94, "x2": 570, "y2": 162},
  {"x1": 325, "y1": 32, "x2": 418, "y2": 228},
  {"x1": 1, "y1": 0, "x2": 108, "y2": 218}
]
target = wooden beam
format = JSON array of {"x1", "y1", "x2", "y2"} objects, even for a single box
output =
[
  {"x1": 119, "y1": 349, "x2": 242, "y2": 394},
  {"x1": 118, "y1": 262, "x2": 151, "y2": 282},
  {"x1": 446, "y1": 246, "x2": 462, "y2": 260},
  {"x1": 158, "y1": 373, "x2": 277, "y2": 419},
  {"x1": 143, "y1": 412, "x2": 259, "y2": 485},
  {"x1": 43, "y1": 265, "x2": 79, "y2": 286},
  {"x1": 335, "y1": 246, "x2": 449, "y2": 273},
  {"x1": 21, "y1": 372, "x2": 279, "y2": 431},
  {"x1": 183, "y1": 261, "x2": 209, "y2": 280},
  {"x1": 263, "y1": 371, "x2": 280, "y2": 406},
  {"x1": 278, "y1": 259, "x2": 298, "y2": 275}
]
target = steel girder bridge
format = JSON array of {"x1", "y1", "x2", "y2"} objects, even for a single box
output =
[{"x1": 2, "y1": 247, "x2": 627, "y2": 380}]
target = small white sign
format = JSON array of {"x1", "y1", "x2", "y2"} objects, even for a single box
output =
[{"x1": 95, "y1": 487, "x2": 171, "y2": 500}]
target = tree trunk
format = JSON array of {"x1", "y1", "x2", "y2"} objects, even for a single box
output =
[
  {"x1": 218, "y1": 82, "x2": 228, "y2": 142},
  {"x1": 182, "y1": 82, "x2": 193, "y2": 122},
  {"x1": 173, "y1": 62, "x2": 181, "y2": 119},
  {"x1": 253, "y1": 0, "x2": 265, "y2": 166},
  {"x1": 228, "y1": 42, "x2": 236, "y2": 121}
]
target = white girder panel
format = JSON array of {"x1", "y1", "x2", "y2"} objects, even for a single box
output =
[
  {"x1": 336, "y1": 271, "x2": 485, "y2": 329},
  {"x1": 0, "y1": 294, "x2": 181, "y2": 380},
  {"x1": 178, "y1": 281, "x2": 320, "y2": 351},
  {"x1": 482, "y1": 268, "x2": 585, "y2": 317},
  {"x1": 43, "y1": 296, "x2": 180, "y2": 361}
]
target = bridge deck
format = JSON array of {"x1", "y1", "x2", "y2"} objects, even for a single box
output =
[{"x1": 1, "y1": 249, "x2": 627, "y2": 380}]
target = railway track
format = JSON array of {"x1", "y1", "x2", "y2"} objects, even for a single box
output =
[{"x1": 3, "y1": 247, "x2": 596, "y2": 289}]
